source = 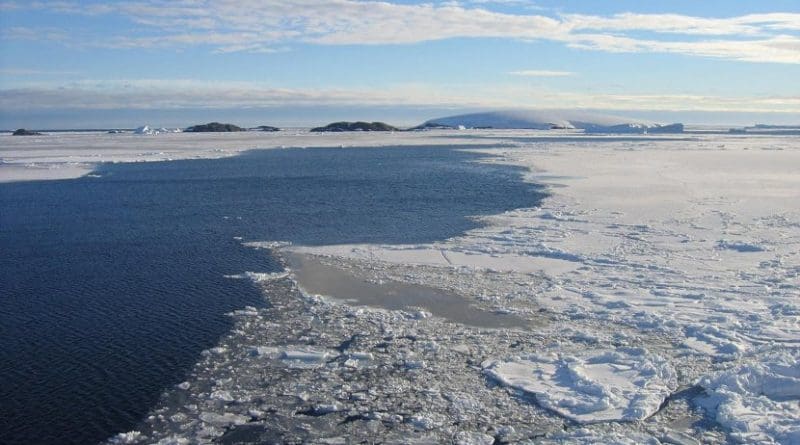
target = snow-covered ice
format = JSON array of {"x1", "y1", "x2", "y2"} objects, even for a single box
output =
[
  {"x1": 483, "y1": 348, "x2": 677, "y2": 423},
  {"x1": 697, "y1": 353, "x2": 800, "y2": 444},
  {"x1": 275, "y1": 132, "x2": 799, "y2": 443}
]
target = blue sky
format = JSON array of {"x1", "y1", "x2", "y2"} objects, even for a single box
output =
[{"x1": 1, "y1": 0, "x2": 799, "y2": 128}]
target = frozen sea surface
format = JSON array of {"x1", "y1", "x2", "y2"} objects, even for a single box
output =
[
  {"x1": 0, "y1": 143, "x2": 543, "y2": 444},
  {"x1": 2, "y1": 130, "x2": 798, "y2": 444},
  {"x1": 289, "y1": 133, "x2": 798, "y2": 444}
]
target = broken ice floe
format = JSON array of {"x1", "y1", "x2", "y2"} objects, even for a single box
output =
[
  {"x1": 696, "y1": 353, "x2": 800, "y2": 444},
  {"x1": 483, "y1": 348, "x2": 677, "y2": 423}
]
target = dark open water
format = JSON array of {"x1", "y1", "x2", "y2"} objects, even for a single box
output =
[{"x1": 0, "y1": 145, "x2": 544, "y2": 444}]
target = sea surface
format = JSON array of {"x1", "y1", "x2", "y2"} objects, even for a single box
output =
[{"x1": 0, "y1": 145, "x2": 544, "y2": 444}]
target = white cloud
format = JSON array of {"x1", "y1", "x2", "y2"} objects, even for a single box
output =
[
  {"x1": 2, "y1": 1, "x2": 799, "y2": 63},
  {"x1": 566, "y1": 33, "x2": 800, "y2": 64},
  {"x1": 508, "y1": 70, "x2": 574, "y2": 77},
  {"x1": 2, "y1": 79, "x2": 799, "y2": 114},
  {"x1": 561, "y1": 12, "x2": 800, "y2": 36}
]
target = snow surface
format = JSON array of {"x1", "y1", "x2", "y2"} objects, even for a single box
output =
[
  {"x1": 697, "y1": 353, "x2": 800, "y2": 444},
  {"x1": 483, "y1": 348, "x2": 677, "y2": 423},
  {"x1": 19, "y1": 130, "x2": 795, "y2": 443}
]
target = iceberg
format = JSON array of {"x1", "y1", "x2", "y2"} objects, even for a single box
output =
[
  {"x1": 133, "y1": 125, "x2": 182, "y2": 135},
  {"x1": 133, "y1": 125, "x2": 153, "y2": 135}
]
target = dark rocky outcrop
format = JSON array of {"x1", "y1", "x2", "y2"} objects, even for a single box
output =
[
  {"x1": 252, "y1": 125, "x2": 281, "y2": 132},
  {"x1": 184, "y1": 122, "x2": 245, "y2": 132},
  {"x1": 310, "y1": 121, "x2": 399, "y2": 132},
  {"x1": 12, "y1": 128, "x2": 43, "y2": 136}
]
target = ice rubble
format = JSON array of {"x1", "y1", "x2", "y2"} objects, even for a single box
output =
[
  {"x1": 696, "y1": 353, "x2": 800, "y2": 444},
  {"x1": 483, "y1": 348, "x2": 677, "y2": 423},
  {"x1": 106, "y1": 252, "x2": 725, "y2": 444}
]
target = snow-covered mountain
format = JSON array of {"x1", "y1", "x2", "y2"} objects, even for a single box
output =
[{"x1": 418, "y1": 110, "x2": 684, "y2": 133}]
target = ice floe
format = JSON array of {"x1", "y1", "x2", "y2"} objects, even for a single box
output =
[
  {"x1": 697, "y1": 353, "x2": 800, "y2": 444},
  {"x1": 271, "y1": 132, "x2": 799, "y2": 443},
  {"x1": 483, "y1": 348, "x2": 677, "y2": 423}
]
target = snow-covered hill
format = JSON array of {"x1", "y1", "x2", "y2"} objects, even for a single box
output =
[{"x1": 420, "y1": 110, "x2": 684, "y2": 133}]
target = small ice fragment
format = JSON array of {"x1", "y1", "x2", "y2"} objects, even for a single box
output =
[
  {"x1": 209, "y1": 390, "x2": 235, "y2": 402},
  {"x1": 249, "y1": 346, "x2": 279, "y2": 357},
  {"x1": 280, "y1": 350, "x2": 329, "y2": 362},
  {"x1": 313, "y1": 403, "x2": 340, "y2": 415},
  {"x1": 409, "y1": 415, "x2": 439, "y2": 430},
  {"x1": 108, "y1": 431, "x2": 143, "y2": 444},
  {"x1": 407, "y1": 309, "x2": 431, "y2": 320},
  {"x1": 404, "y1": 360, "x2": 426, "y2": 370},
  {"x1": 455, "y1": 432, "x2": 495, "y2": 445},
  {"x1": 198, "y1": 412, "x2": 249, "y2": 427},
  {"x1": 348, "y1": 352, "x2": 374, "y2": 361}
]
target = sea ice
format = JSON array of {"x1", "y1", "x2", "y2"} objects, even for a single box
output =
[
  {"x1": 697, "y1": 353, "x2": 800, "y2": 444},
  {"x1": 63, "y1": 130, "x2": 797, "y2": 444},
  {"x1": 483, "y1": 348, "x2": 677, "y2": 423}
]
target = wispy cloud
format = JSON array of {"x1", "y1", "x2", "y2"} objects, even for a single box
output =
[
  {"x1": 0, "y1": 67, "x2": 81, "y2": 76},
  {"x1": 509, "y1": 70, "x2": 575, "y2": 77},
  {"x1": 2, "y1": 1, "x2": 799, "y2": 64},
  {"x1": 2, "y1": 79, "x2": 798, "y2": 114},
  {"x1": 563, "y1": 12, "x2": 800, "y2": 36}
]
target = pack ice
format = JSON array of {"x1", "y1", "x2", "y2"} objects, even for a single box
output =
[{"x1": 32, "y1": 129, "x2": 790, "y2": 444}]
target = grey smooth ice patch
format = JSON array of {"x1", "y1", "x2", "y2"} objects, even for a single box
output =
[{"x1": 285, "y1": 252, "x2": 532, "y2": 329}]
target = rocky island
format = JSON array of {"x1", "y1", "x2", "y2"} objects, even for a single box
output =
[
  {"x1": 310, "y1": 121, "x2": 399, "y2": 132},
  {"x1": 12, "y1": 128, "x2": 43, "y2": 136},
  {"x1": 184, "y1": 122, "x2": 245, "y2": 132},
  {"x1": 251, "y1": 125, "x2": 281, "y2": 132}
]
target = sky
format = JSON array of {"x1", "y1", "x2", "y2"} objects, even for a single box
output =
[{"x1": 1, "y1": 0, "x2": 799, "y2": 128}]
